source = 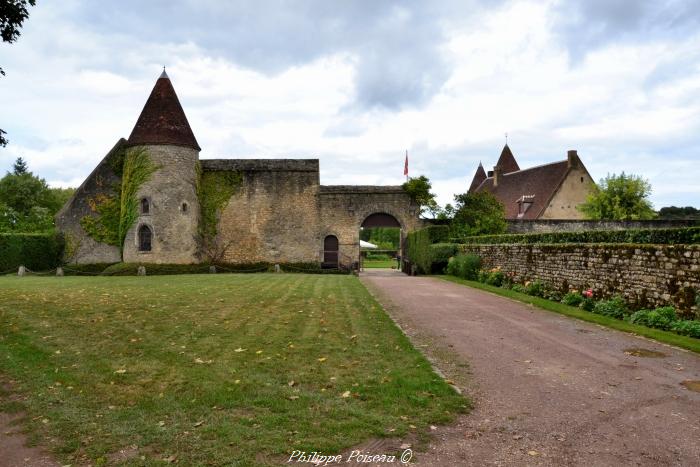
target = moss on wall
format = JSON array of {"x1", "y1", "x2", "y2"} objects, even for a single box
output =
[
  {"x1": 197, "y1": 168, "x2": 242, "y2": 244},
  {"x1": 80, "y1": 147, "x2": 157, "y2": 254}
]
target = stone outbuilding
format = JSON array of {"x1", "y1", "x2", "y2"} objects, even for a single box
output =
[
  {"x1": 468, "y1": 144, "x2": 597, "y2": 220},
  {"x1": 56, "y1": 71, "x2": 422, "y2": 267}
]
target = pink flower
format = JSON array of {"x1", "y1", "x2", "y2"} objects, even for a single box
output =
[{"x1": 583, "y1": 289, "x2": 593, "y2": 298}]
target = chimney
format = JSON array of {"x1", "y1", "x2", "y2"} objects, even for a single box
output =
[
  {"x1": 493, "y1": 166, "x2": 502, "y2": 187},
  {"x1": 567, "y1": 149, "x2": 579, "y2": 168}
]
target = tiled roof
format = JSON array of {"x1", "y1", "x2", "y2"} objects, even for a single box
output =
[
  {"x1": 496, "y1": 144, "x2": 520, "y2": 173},
  {"x1": 475, "y1": 160, "x2": 570, "y2": 219},
  {"x1": 127, "y1": 71, "x2": 201, "y2": 151},
  {"x1": 468, "y1": 162, "x2": 487, "y2": 193}
]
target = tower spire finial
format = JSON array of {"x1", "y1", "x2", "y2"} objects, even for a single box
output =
[
  {"x1": 159, "y1": 66, "x2": 168, "y2": 79},
  {"x1": 505, "y1": 132, "x2": 508, "y2": 145}
]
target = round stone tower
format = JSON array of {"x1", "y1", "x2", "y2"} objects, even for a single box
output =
[{"x1": 122, "y1": 70, "x2": 201, "y2": 264}]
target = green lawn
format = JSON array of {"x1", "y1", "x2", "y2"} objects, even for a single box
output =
[
  {"x1": 439, "y1": 275, "x2": 700, "y2": 354},
  {"x1": 0, "y1": 274, "x2": 467, "y2": 466},
  {"x1": 362, "y1": 259, "x2": 397, "y2": 269}
]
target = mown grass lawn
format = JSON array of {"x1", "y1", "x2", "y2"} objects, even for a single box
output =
[
  {"x1": 362, "y1": 260, "x2": 397, "y2": 269},
  {"x1": 0, "y1": 274, "x2": 466, "y2": 466}
]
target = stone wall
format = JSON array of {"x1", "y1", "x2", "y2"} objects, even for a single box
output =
[
  {"x1": 55, "y1": 139, "x2": 124, "y2": 264},
  {"x1": 123, "y1": 144, "x2": 201, "y2": 264},
  {"x1": 319, "y1": 186, "x2": 423, "y2": 267},
  {"x1": 507, "y1": 219, "x2": 699, "y2": 234},
  {"x1": 460, "y1": 243, "x2": 700, "y2": 311},
  {"x1": 214, "y1": 160, "x2": 321, "y2": 264}
]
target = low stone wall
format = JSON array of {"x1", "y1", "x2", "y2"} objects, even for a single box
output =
[
  {"x1": 506, "y1": 219, "x2": 698, "y2": 234},
  {"x1": 459, "y1": 243, "x2": 700, "y2": 313}
]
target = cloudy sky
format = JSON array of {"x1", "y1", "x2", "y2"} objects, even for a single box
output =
[{"x1": 1, "y1": 0, "x2": 699, "y2": 209}]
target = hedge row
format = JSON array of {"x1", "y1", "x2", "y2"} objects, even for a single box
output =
[
  {"x1": 405, "y1": 225, "x2": 451, "y2": 274},
  {"x1": 456, "y1": 227, "x2": 700, "y2": 245},
  {"x1": 0, "y1": 233, "x2": 64, "y2": 272}
]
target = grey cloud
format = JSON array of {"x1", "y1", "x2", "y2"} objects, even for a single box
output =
[
  {"x1": 553, "y1": 0, "x2": 700, "y2": 62},
  {"x1": 63, "y1": 0, "x2": 489, "y2": 110}
]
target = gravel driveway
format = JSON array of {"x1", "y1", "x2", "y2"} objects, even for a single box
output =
[{"x1": 361, "y1": 271, "x2": 700, "y2": 466}]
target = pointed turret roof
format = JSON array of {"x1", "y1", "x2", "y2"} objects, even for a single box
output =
[
  {"x1": 468, "y1": 162, "x2": 487, "y2": 193},
  {"x1": 496, "y1": 144, "x2": 519, "y2": 173},
  {"x1": 127, "y1": 70, "x2": 201, "y2": 151}
]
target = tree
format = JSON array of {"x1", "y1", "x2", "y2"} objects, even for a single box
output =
[
  {"x1": 579, "y1": 172, "x2": 657, "y2": 220},
  {"x1": 12, "y1": 156, "x2": 27, "y2": 174},
  {"x1": 0, "y1": 158, "x2": 74, "y2": 232},
  {"x1": 1, "y1": 0, "x2": 36, "y2": 147},
  {"x1": 402, "y1": 175, "x2": 439, "y2": 217},
  {"x1": 658, "y1": 206, "x2": 700, "y2": 220},
  {"x1": 451, "y1": 191, "x2": 507, "y2": 236}
]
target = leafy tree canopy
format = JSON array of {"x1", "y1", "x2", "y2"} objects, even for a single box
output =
[
  {"x1": 1, "y1": 0, "x2": 36, "y2": 146},
  {"x1": 0, "y1": 157, "x2": 75, "y2": 232},
  {"x1": 579, "y1": 172, "x2": 657, "y2": 220},
  {"x1": 452, "y1": 191, "x2": 507, "y2": 236},
  {"x1": 402, "y1": 175, "x2": 439, "y2": 217},
  {"x1": 658, "y1": 206, "x2": 700, "y2": 220}
]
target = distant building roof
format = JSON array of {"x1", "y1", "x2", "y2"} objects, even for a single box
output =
[
  {"x1": 495, "y1": 144, "x2": 520, "y2": 173},
  {"x1": 127, "y1": 70, "x2": 201, "y2": 151},
  {"x1": 468, "y1": 162, "x2": 487, "y2": 193},
  {"x1": 475, "y1": 160, "x2": 570, "y2": 220}
]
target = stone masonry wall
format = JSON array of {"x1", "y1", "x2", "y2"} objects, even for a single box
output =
[
  {"x1": 459, "y1": 243, "x2": 700, "y2": 311},
  {"x1": 507, "y1": 219, "x2": 699, "y2": 234},
  {"x1": 55, "y1": 139, "x2": 124, "y2": 264},
  {"x1": 216, "y1": 162, "x2": 320, "y2": 264}
]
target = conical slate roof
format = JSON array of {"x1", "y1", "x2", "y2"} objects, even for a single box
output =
[
  {"x1": 468, "y1": 162, "x2": 487, "y2": 193},
  {"x1": 127, "y1": 70, "x2": 201, "y2": 151},
  {"x1": 496, "y1": 144, "x2": 519, "y2": 173}
]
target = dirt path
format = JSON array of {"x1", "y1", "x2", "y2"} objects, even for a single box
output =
[
  {"x1": 0, "y1": 413, "x2": 58, "y2": 467},
  {"x1": 361, "y1": 270, "x2": 700, "y2": 466}
]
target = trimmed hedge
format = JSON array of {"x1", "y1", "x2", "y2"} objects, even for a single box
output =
[
  {"x1": 456, "y1": 227, "x2": 700, "y2": 245},
  {"x1": 406, "y1": 226, "x2": 451, "y2": 274},
  {"x1": 429, "y1": 243, "x2": 458, "y2": 274},
  {"x1": 0, "y1": 233, "x2": 64, "y2": 272}
]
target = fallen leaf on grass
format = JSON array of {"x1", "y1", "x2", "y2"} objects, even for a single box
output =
[
  {"x1": 288, "y1": 395, "x2": 299, "y2": 400},
  {"x1": 317, "y1": 357, "x2": 327, "y2": 362},
  {"x1": 194, "y1": 421, "x2": 204, "y2": 427},
  {"x1": 115, "y1": 369, "x2": 127, "y2": 374},
  {"x1": 400, "y1": 443, "x2": 411, "y2": 450},
  {"x1": 256, "y1": 350, "x2": 263, "y2": 355},
  {"x1": 340, "y1": 391, "x2": 351, "y2": 398},
  {"x1": 288, "y1": 381, "x2": 296, "y2": 387},
  {"x1": 234, "y1": 348, "x2": 246, "y2": 353}
]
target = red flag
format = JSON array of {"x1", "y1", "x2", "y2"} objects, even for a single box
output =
[{"x1": 403, "y1": 150, "x2": 408, "y2": 177}]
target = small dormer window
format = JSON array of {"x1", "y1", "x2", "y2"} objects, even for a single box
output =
[
  {"x1": 141, "y1": 198, "x2": 150, "y2": 214},
  {"x1": 516, "y1": 195, "x2": 535, "y2": 218}
]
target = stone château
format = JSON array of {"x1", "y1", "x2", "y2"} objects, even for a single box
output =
[{"x1": 56, "y1": 71, "x2": 422, "y2": 267}]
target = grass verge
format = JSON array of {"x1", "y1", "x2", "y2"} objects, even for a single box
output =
[
  {"x1": 0, "y1": 274, "x2": 466, "y2": 466},
  {"x1": 438, "y1": 275, "x2": 700, "y2": 354},
  {"x1": 363, "y1": 260, "x2": 398, "y2": 269}
]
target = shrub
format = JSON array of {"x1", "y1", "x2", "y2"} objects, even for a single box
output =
[
  {"x1": 62, "y1": 263, "x2": 116, "y2": 276},
  {"x1": 485, "y1": 270, "x2": 505, "y2": 287},
  {"x1": 580, "y1": 297, "x2": 596, "y2": 311},
  {"x1": 593, "y1": 296, "x2": 628, "y2": 319},
  {"x1": 406, "y1": 226, "x2": 450, "y2": 274},
  {"x1": 544, "y1": 289, "x2": 563, "y2": 302},
  {"x1": 429, "y1": 243, "x2": 459, "y2": 273},
  {"x1": 511, "y1": 284, "x2": 527, "y2": 294},
  {"x1": 0, "y1": 232, "x2": 64, "y2": 272},
  {"x1": 456, "y1": 226, "x2": 700, "y2": 245},
  {"x1": 629, "y1": 307, "x2": 677, "y2": 330},
  {"x1": 446, "y1": 254, "x2": 481, "y2": 280},
  {"x1": 670, "y1": 320, "x2": 700, "y2": 338},
  {"x1": 562, "y1": 292, "x2": 585, "y2": 307},
  {"x1": 525, "y1": 280, "x2": 546, "y2": 297}
]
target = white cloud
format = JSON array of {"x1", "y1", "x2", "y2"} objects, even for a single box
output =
[{"x1": 0, "y1": 0, "x2": 699, "y2": 210}]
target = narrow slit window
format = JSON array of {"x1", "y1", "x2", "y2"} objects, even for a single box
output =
[
  {"x1": 141, "y1": 198, "x2": 150, "y2": 214},
  {"x1": 138, "y1": 225, "x2": 152, "y2": 252}
]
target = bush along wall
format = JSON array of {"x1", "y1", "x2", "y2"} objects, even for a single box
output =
[
  {"x1": 458, "y1": 243, "x2": 700, "y2": 315},
  {"x1": 405, "y1": 225, "x2": 451, "y2": 274},
  {"x1": 0, "y1": 233, "x2": 65, "y2": 272},
  {"x1": 457, "y1": 226, "x2": 700, "y2": 245}
]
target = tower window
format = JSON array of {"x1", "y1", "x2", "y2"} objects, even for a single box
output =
[
  {"x1": 138, "y1": 225, "x2": 152, "y2": 252},
  {"x1": 141, "y1": 198, "x2": 150, "y2": 214}
]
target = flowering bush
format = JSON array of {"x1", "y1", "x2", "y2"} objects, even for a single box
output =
[{"x1": 562, "y1": 292, "x2": 585, "y2": 307}]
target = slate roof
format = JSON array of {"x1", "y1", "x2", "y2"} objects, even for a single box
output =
[
  {"x1": 495, "y1": 144, "x2": 520, "y2": 173},
  {"x1": 475, "y1": 160, "x2": 570, "y2": 220},
  {"x1": 127, "y1": 70, "x2": 201, "y2": 151}
]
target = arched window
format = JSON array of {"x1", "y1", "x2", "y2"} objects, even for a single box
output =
[
  {"x1": 140, "y1": 198, "x2": 150, "y2": 214},
  {"x1": 138, "y1": 225, "x2": 152, "y2": 252}
]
